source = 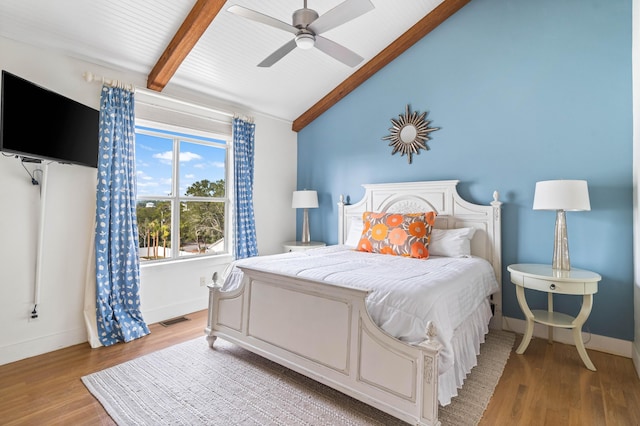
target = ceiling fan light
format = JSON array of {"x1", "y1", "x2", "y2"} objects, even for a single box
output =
[{"x1": 295, "y1": 33, "x2": 315, "y2": 50}]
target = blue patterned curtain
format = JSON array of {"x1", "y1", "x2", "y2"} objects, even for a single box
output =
[
  {"x1": 94, "y1": 85, "x2": 149, "y2": 346},
  {"x1": 233, "y1": 117, "x2": 258, "y2": 259}
]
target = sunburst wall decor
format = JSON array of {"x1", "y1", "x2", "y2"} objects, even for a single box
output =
[{"x1": 382, "y1": 104, "x2": 439, "y2": 164}]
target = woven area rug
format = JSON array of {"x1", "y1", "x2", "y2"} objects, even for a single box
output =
[{"x1": 82, "y1": 329, "x2": 514, "y2": 426}]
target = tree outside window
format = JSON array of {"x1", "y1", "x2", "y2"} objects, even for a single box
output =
[{"x1": 135, "y1": 124, "x2": 229, "y2": 262}]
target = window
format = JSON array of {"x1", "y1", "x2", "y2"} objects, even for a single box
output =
[{"x1": 135, "y1": 122, "x2": 230, "y2": 262}]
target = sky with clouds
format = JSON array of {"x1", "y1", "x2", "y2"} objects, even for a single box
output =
[{"x1": 135, "y1": 126, "x2": 227, "y2": 197}]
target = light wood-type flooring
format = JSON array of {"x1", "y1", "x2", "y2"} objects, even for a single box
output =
[{"x1": 1, "y1": 310, "x2": 638, "y2": 425}]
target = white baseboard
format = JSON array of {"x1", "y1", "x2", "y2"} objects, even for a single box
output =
[
  {"x1": 142, "y1": 298, "x2": 209, "y2": 325},
  {"x1": 633, "y1": 341, "x2": 640, "y2": 378},
  {"x1": 502, "y1": 316, "x2": 632, "y2": 358},
  {"x1": 0, "y1": 300, "x2": 208, "y2": 367},
  {"x1": 0, "y1": 327, "x2": 87, "y2": 366}
]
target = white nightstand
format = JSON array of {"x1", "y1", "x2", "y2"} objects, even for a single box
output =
[
  {"x1": 283, "y1": 241, "x2": 326, "y2": 253},
  {"x1": 507, "y1": 263, "x2": 601, "y2": 371}
]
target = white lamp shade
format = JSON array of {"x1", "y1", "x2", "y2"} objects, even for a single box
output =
[
  {"x1": 533, "y1": 180, "x2": 591, "y2": 211},
  {"x1": 292, "y1": 190, "x2": 318, "y2": 209}
]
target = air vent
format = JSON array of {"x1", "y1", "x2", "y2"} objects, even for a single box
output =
[{"x1": 159, "y1": 316, "x2": 190, "y2": 327}]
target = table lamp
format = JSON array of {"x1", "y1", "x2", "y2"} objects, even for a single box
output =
[
  {"x1": 533, "y1": 180, "x2": 591, "y2": 271},
  {"x1": 292, "y1": 190, "x2": 318, "y2": 244}
]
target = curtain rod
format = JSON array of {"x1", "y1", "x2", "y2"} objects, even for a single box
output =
[
  {"x1": 82, "y1": 71, "x2": 251, "y2": 121},
  {"x1": 83, "y1": 71, "x2": 136, "y2": 92}
]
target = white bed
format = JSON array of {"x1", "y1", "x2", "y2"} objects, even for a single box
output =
[{"x1": 206, "y1": 180, "x2": 502, "y2": 426}]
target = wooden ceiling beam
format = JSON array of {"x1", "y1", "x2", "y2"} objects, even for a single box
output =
[
  {"x1": 292, "y1": 0, "x2": 471, "y2": 132},
  {"x1": 147, "y1": 0, "x2": 226, "y2": 92}
]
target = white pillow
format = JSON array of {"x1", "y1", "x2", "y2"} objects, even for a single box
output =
[
  {"x1": 429, "y1": 227, "x2": 476, "y2": 257},
  {"x1": 344, "y1": 217, "x2": 364, "y2": 247}
]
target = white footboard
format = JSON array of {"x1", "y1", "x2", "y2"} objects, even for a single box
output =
[{"x1": 206, "y1": 266, "x2": 442, "y2": 426}]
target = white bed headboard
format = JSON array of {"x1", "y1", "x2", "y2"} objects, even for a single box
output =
[{"x1": 338, "y1": 180, "x2": 503, "y2": 325}]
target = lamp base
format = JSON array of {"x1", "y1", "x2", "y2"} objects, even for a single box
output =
[
  {"x1": 552, "y1": 209, "x2": 570, "y2": 270},
  {"x1": 301, "y1": 208, "x2": 311, "y2": 244}
]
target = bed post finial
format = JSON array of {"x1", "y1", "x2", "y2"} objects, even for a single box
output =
[
  {"x1": 338, "y1": 195, "x2": 346, "y2": 244},
  {"x1": 491, "y1": 190, "x2": 502, "y2": 219},
  {"x1": 491, "y1": 190, "x2": 502, "y2": 208},
  {"x1": 426, "y1": 321, "x2": 437, "y2": 342}
]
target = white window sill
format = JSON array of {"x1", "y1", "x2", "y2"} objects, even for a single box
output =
[{"x1": 140, "y1": 253, "x2": 233, "y2": 269}]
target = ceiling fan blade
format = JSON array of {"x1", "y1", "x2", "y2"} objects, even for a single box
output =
[
  {"x1": 308, "y1": 0, "x2": 374, "y2": 35},
  {"x1": 258, "y1": 39, "x2": 298, "y2": 67},
  {"x1": 314, "y1": 36, "x2": 364, "y2": 67},
  {"x1": 227, "y1": 5, "x2": 298, "y2": 35}
]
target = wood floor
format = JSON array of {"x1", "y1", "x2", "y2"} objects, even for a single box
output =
[
  {"x1": 480, "y1": 333, "x2": 640, "y2": 426},
  {"x1": 1, "y1": 310, "x2": 639, "y2": 426}
]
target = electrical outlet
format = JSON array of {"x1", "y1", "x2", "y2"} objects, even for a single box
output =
[
  {"x1": 200, "y1": 276, "x2": 207, "y2": 287},
  {"x1": 28, "y1": 305, "x2": 39, "y2": 322}
]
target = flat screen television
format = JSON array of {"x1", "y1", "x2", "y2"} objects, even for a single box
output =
[{"x1": 0, "y1": 70, "x2": 99, "y2": 168}]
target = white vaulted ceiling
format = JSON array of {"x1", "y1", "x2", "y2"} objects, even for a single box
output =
[{"x1": 0, "y1": 0, "x2": 466, "y2": 130}]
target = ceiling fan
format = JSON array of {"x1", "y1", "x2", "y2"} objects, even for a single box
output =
[{"x1": 227, "y1": 0, "x2": 374, "y2": 67}]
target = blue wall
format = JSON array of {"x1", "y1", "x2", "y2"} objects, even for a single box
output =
[{"x1": 296, "y1": 0, "x2": 633, "y2": 341}]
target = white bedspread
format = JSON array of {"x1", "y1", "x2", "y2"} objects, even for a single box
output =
[{"x1": 221, "y1": 245, "x2": 499, "y2": 375}]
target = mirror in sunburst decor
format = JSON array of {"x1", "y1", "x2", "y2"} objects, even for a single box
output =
[{"x1": 382, "y1": 104, "x2": 439, "y2": 164}]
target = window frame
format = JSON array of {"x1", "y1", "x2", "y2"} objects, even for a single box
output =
[{"x1": 134, "y1": 118, "x2": 233, "y2": 263}]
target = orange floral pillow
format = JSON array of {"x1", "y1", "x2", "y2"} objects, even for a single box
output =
[{"x1": 356, "y1": 211, "x2": 436, "y2": 259}]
